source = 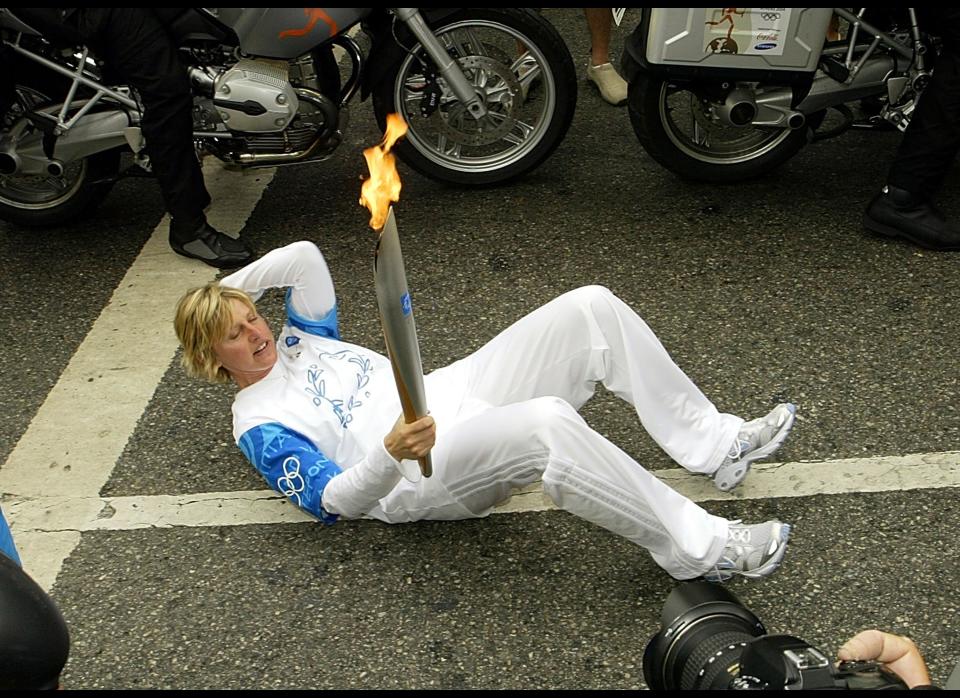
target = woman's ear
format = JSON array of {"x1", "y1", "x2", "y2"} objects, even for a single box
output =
[{"x1": 207, "y1": 349, "x2": 224, "y2": 374}]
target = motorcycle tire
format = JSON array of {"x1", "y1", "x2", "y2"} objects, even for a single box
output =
[
  {"x1": 372, "y1": 8, "x2": 576, "y2": 186},
  {"x1": 0, "y1": 151, "x2": 120, "y2": 228},
  {"x1": 0, "y1": 79, "x2": 120, "y2": 228},
  {"x1": 627, "y1": 75, "x2": 810, "y2": 183}
]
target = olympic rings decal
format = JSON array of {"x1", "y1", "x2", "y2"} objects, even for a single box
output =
[
  {"x1": 760, "y1": 12, "x2": 780, "y2": 21},
  {"x1": 277, "y1": 455, "x2": 306, "y2": 506}
]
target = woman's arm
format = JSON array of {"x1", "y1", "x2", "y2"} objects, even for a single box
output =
[
  {"x1": 221, "y1": 241, "x2": 337, "y2": 330},
  {"x1": 238, "y1": 423, "x2": 344, "y2": 523},
  {"x1": 237, "y1": 416, "x2": 436, "y2": 521}
]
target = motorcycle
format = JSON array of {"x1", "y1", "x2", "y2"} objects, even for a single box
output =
[
  {"x1": 0, "y1": 8, "x2": 577, "y2": 226},
  {"x1": 621, "y1": 8, "x2": 933, "y2": 183}
]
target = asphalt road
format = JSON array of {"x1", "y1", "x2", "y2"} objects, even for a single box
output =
[{"x1": 2, "y1": 8, "x2": 959, "y2": 690}]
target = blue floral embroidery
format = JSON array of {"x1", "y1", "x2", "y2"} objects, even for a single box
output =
[{"x1": 304, "y1": 349, "x2": 374, "y2": 429}]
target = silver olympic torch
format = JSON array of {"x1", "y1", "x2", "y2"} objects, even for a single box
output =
[{"x1": 373, "y1": 206, "x2": 432, "y2": 478}]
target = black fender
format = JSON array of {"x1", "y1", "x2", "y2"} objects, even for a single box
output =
[{"x1": 359, "y1": 8, "x2": 463, "y2": 101}]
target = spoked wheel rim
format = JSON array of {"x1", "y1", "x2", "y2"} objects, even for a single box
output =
[
  {"x1": 0, "y1": 160, "x2": 89, "y2": 210},
  {"x1": 393, "y1": 19, "x2": 557, "y2": 175},
  {"x1": 658, "y1": 82, "x2": 793, "y2": 165},
  {"x1": 0, "y1": 86, "x2": 89, "y2": 210}
]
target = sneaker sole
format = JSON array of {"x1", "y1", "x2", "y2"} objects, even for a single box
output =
[
  {"x1": 714, "y1": 404, "x2": 796, "y2": 492},
  {"x1": 703, "y1": 523, "x2": 791, "y2": 582},
  {"x1": 585, "y1": 78, "x2": 627, "y2": 106}
]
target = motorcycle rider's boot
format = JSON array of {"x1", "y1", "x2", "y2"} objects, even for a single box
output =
[
  {"x1": 169, "y1": 216, "x2": 254, "y2": 269},
  {"x1": 863, "y1": 185, "x2": 960, "y2": 251}
]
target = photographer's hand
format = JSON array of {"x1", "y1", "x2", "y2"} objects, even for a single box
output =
[{"x1": 838, "y1": 629, "x2": 931, "y2": 689}]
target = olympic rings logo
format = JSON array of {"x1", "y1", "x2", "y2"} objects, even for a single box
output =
[
  {"x1": 761, "y1": 12, "x2": 780, "y2": 21},
  {"x1": 277, "y1": 455, "x2": 305, "y2": 506}
]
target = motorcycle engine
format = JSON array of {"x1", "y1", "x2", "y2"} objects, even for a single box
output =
[{"x1": 212, "y1": 59, "x2": 298, "y2": 133}]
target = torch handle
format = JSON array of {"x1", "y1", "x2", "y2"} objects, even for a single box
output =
[{"x1": 388, "y1": 353, "x2": 433, "y2": 478}]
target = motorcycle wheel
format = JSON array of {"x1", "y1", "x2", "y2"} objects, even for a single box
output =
[
  {"x1": 627, "y1": 76, "x2": 809, "y2": 183},
  {"x1": 372, "y1": 8, "x2": 576, "y2": 186},
  {"x1": 0, "y1": 85, "x2": 120, "y2": 228}
]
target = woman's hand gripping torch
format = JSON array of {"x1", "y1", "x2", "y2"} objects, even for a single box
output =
[{"x1": 360, "y1": 114, "x2": 432, "y2": 478}]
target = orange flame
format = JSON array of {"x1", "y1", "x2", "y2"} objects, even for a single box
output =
[{"x1": 360, "y1": 113, "x2": 409, "y2": 230}]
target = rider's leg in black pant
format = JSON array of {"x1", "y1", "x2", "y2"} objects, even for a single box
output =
[
  {"x1": 77, "y1": 8, "x2": 254, "y2": 268},
  {"x1": 863, "y1": 8, "x2": 960, "y2": 251}
]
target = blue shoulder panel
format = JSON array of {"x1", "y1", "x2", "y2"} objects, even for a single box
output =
[
  {"x1": 238, "y1": 422, "x2": 343, "y2": 524},
  {"x1": 285, "y1": 288, "x2": 340, "y2": 339}
]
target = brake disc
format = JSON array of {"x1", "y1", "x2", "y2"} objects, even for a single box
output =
[{"x1": 435, "y1": 54, "x2": 524, "y2": 147}]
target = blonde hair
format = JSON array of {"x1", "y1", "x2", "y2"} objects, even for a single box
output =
[{"x1": 174, "y1": 283, "x2": 257, "y2": 383}]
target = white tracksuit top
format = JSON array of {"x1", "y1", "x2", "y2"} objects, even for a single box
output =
[{"x1": 222, "y1": 241, "x2": 413, "y2": 524}]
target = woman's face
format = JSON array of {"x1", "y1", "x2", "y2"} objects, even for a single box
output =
[{"x1": 212, "y1": 298, "x2": 277, "y2": 387}]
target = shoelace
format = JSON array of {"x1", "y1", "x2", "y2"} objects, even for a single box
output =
[
  {"x1": 709, "y1": 555, "x2": 738, "y2": 580},
  {"x1": 709, "y1": 523, "x2": 788, "y2": 581},
  {"x1": 730, "y1": 408, "x2": 789, "y2": 461},
  {"x1": 707, "y1": 522, "x2": 747, "y2": 579},
  {"x1": 727, "y1": 438, "x2": 750, "y2": 461}
]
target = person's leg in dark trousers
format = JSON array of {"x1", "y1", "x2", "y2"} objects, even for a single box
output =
[
  {"x1": 888, "y1": 23, "x2": 960, "y2": 195},
  {"x1": 863, "y1": 9, "x2": 960, "y2": 251},
  {"x1": 76, "y1": 8, "x2": 253, "y2": 268}
]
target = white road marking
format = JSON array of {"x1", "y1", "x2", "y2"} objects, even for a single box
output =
[
  {"x1": 1, "y1": 161, "x2": 275, "y2": 590},
  {"x1": 8, "y1": 450, "x2": 960, "y2": 589}
]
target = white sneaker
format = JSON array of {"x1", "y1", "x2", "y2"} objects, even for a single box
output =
[
  {"x1": 585, "y1": 62, "x2": 628, "y2": 106},
  {"x1": 703, "y1": 520, "x2": 791, "y2": 582},
  {"x1": 713, "y1": 403, "x2": 796, "y2": 492}
]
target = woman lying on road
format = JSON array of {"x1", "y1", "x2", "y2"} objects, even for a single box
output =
[{"x1": 174, "y1": 241, "x2": 796, "y2": 582}]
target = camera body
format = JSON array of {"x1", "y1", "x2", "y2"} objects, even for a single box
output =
[
  {"x1": 734, "y1": 634, "x2": 907, "y2": 690},
  {"x1": 643, "y1": 582, "x2": 907, "y2": 690}
]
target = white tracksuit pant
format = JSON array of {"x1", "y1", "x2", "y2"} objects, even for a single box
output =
[{"x1": 372, "y1": 286, "x2": 743, "y2": 580}]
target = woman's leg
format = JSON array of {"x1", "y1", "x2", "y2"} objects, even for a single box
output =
[
  {"x1": 450, "y1": 286, "x2": 742, "y2": 474},
  {"x1": 382, "y1": 397, "x2": 730, "y2": 579}
]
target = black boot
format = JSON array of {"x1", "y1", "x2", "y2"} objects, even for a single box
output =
[
  {"x1": 863, "y1": 185, "x2": 960, "y2": 251},
  {"x1": 169, "y1": 218, "x2": 254, "y2": 269}
]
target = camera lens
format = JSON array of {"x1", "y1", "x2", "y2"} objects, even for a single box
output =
[{"x1": 643, "y1": 582, "x2": 766, "y2": 690}]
